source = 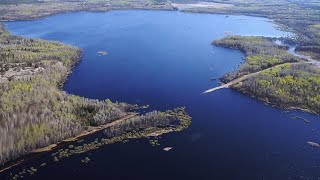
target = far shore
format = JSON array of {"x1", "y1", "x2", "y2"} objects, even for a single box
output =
[{"x1": 172, "y1": 2, "x2": 233, "y2": 10}]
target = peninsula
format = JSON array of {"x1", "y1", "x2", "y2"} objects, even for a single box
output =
[
  {"x1": 0, "y1": 21, "x2": 191, "y2": 168},
  {"x1": 205, "y1": 36, "x2": 320, "y2": 114}
]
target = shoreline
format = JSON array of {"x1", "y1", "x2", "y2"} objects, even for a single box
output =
[
  {"x1": 0, "y1": 113, "x2": 138, "y2": 173},
  {"x1": 0, "y1": 9, "x2": 195, "y2": 170},
  {"x1": 209, "y1": 36, "x2": 319, "y2": 115},
  {"x1": 0, "y1": 7, "x2": 176, "y2": 22},
  {"x1": 204, "y1": 61, "x2": 319, "y2": 115},
  {"x1": 0, "y1": 108, "x2": 192, "y2": 174},
  {"x1": 32, "y1": 113, "x2": 138, "y2": 153},
  {"x1": 234, "y1": 88, "x2": 318, "y2": 115}
]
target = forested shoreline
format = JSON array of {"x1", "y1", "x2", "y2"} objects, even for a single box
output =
[
  {"x1": 177, "y1": 0, "x2": 320, "y2": 114},
  {"x1": 0, "y1": 22, "x2": 191, "y2": 166},
  {"x1": 213, "y1": 36, "x2": 320, "y2": 114},
  {"x1": 0, "y1": 0, "x2": 173, "y2": 21},
  {"x1": 214, "y1": 36, "x2": 300, "y2": 82},
  {"x1": 0, "y1": 24, "x2": 129, "y2": 164}
]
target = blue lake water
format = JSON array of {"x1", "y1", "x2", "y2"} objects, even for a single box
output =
[{"x1": 3, "y1": 10, "x2": 320, "y2": 180}]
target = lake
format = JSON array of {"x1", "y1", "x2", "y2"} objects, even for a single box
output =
[{"x1": 3, "y1": 10, "x2": 320, "y2": 180}]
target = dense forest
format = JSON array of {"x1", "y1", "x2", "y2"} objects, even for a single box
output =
[
  {"x1": 37, "y1": 108, "x2": 191, "y2": 166},
  {"x1": 214, "y1": 36, "x2": 300, "y2": 82},
  {"x1": 104, "y1": 107, "x2": 191, "y2": 138},
  {"x1": 0, "y1": 23, "x2": 191, "y2": 165},
  {"x1": 234, "y1": 63, "x2": 320, "y2": 114},
  {"x1": 104, "y1": 111, "x2": 177, "y2": 138},
  {"x1": 214, "y1": 36, "x2": 320, "y2": 114},
  {"x1": 0, "y1": 24, "x2": 127, "y2": 164}
]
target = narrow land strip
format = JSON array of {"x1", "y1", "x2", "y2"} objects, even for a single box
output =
[{"x1": 203, "y1": 62, "x2": 310, "y2": 93}]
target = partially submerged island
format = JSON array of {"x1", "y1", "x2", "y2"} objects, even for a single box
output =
[
  {"x1": 98, "y1": 50, "x2": 108, "y2": 56},
  {"x1": 163, "y1": 147, "x2": 173, "y2": 151},
  {"x1": 307, "y1": 141, "x2": 320, "y2": 148}
]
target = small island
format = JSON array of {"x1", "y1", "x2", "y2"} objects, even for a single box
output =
[{"x1": 98, "y1": 51, "x2": 108, "y2": 56}]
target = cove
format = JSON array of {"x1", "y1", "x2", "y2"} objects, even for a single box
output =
[{"x1": 3, "y1": 10, "x2": 320, "y2": 180}]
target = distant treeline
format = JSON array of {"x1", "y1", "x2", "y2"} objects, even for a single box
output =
[
  {"x1": 0, "y1": 0, "x2": 174, "y2": 21},
  {"x1": 0, "y1": 0, "x2": 39, "y2": 5}
]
